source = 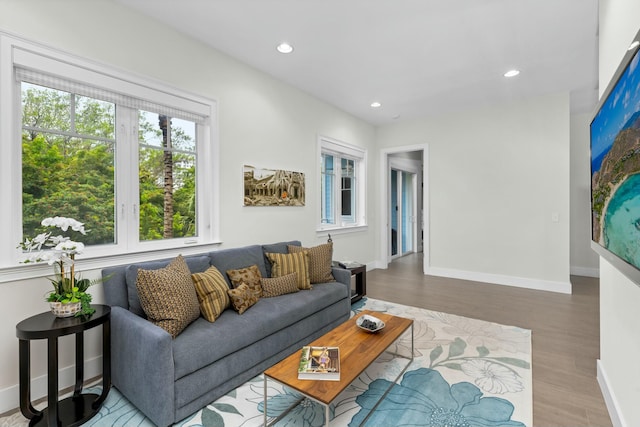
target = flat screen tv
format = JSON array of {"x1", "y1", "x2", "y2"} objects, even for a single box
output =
[{"x1": 591, "y1": 28, "x2": 640, "y2": 285}]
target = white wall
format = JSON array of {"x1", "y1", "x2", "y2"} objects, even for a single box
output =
[
  {"x1": 570, "y1": 112, "x2": 600, "y2": 276},
  {"x1": 0, "y1": 0, "x2": 377, "y2": 412},
  {"x1": 597, "y1": 1, "x2": 640, "y2": 426},
  {"x1": 377, "y1": 94, "x2": 572, "y2": 292}
]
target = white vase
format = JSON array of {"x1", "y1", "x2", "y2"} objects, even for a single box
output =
[{"x1": 49, "y1": 301, "x2": 81, "y2": 318}]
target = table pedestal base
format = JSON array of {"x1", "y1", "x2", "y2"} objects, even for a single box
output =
[{"x1": 29, "y1": 393, "x2": 100, "y2": 427}]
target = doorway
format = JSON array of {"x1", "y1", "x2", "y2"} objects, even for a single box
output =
[
  {"x1": 390, "y1": 169, "x2": 416, "y2": 258},
  {"x1": 380, "y1": 145, "x2": 428, "y2": 274}
]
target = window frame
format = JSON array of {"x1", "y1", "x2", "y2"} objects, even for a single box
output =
[
  {"x1": 317, "y1": 135, "x2": 367, "y2": 233},
  {"x1": 0, "y1": 34, "x2": 220, "y2": 279}
]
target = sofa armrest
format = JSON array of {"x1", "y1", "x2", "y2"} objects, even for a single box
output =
[
  {"x1": 110, "y1": 306, "x2": 175, "y2": 427},
  {"x1": 331, "y1": 267, "x2": 351, "y2": 288}
]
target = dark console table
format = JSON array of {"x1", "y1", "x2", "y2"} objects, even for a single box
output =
[{"x1": 16, "y1": 305, "x2": 111, "y2": 427}]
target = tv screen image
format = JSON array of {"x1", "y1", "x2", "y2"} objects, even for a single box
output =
[{"x1": 591, "y1": 34, "x2": 640, "y2": 281}]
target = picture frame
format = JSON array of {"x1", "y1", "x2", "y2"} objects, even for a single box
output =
[{"x1": 243, "y1": 165, "x2": 305, "y2": 206}]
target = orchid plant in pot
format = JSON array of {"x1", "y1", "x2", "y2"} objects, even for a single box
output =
[{"x1": 18, "y1": 217, "x2": 97, "y2": 317}]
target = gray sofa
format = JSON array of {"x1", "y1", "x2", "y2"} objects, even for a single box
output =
[{"x1": 102, "y1": 241, "x2": 351, "y2": 427}]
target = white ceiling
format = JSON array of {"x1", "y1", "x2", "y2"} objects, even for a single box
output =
[{"x1": 114, "y1": 0, "x2": 599, "y2": 126}]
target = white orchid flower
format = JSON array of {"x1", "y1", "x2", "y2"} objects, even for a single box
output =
[
  {"x1": 49, "y1": 235, "x2": 70, "y2": 245},
  {"x1": 55, "y1": 240, "x2": 85, "y2": 254},
  {"x1": 41, "y1": 216, "x2": 87, "y2": 235}
]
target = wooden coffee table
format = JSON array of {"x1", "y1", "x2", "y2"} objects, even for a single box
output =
[{"x1": 263, "y1": 310, "x2": 413, "y2": 426}]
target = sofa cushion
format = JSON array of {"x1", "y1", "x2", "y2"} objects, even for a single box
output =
[
  {"x1": 288, "y1": 242, "x2": 335, "y2": 284},
  {"x1": 262, "y1": 240, "x2": 301, "y2": 277},
  {"x1": 191, "y1": 266, "x2": 230, "y2": 322},
  {"x1": 227, "y1": 283, "x2": 259, "y2": 314},
  {"x1": 266, "y1": 251, "x2": 311, "y2": 290},
  {"x1": 125, "y1": 255, "x2": 211, "y2": 316},
  {"x1": 208, "y1": 245, "x2": 267, "y2": 288},
  {"x1": 135, "y1": 255, "x2": 201, "y2": 338},
  {"x1": 261, "y1": 272, "x2": 299, "y2": 297},
  {"x1": 226, "y1": 264, "x2": 263, "y2": 298}
]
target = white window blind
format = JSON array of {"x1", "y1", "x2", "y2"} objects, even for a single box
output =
[{"x1": 13, "y1": 47, "x2": 209, "y2": 124}]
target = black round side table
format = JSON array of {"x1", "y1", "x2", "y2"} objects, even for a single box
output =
[{"x1": 16, "y1": 305, "x2": 111, "y2": 427}]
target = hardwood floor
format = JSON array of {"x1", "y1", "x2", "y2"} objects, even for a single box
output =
[{"x1": 365, "y1": 254, "x2": 612, "y2": 427}]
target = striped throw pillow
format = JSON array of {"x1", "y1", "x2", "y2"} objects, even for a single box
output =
[
  {"x1": 288, "y1": 242, "x2": 334, "y2": 284},
  {"x1": 191, "y1": 266, "x2": 231, "y2": 322},
  {"x1": 266, "y1": 251, "x2": 312, "y2": 290}
]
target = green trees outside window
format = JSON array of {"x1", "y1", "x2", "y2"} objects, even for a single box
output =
[{"x1": 21, "y1": 83, "x2": 197, "y2": 247}]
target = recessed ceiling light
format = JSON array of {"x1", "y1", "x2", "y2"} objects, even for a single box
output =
[
  {"x1": 504, "y1": 69, "x2": 520, "y2": 78},
  {"x1": 276, "y1": 42, "x2": 294, "y2": 54},
  {"x1": 370, "y1": 102, "x2": 382, "y2": 108},
  {"x1": 628, "y1": 41, "x2": 640, "y2": 51}
]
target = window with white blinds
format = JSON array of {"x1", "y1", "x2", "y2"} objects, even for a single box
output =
[{"x1": 0, "y1": 34, "x2": 219, "y2": 267}]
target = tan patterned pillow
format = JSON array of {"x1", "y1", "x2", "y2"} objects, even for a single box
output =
[
  {"x1": 191, "y1": 266, "x2": 230, "y2": 322},
  {"x1": 261, "y1": 273, "x2": 299, "y2": 298},
  {"x1": 227, "y1": 283, "x2": 259, "y2": 314},
  {"x1": 226, "y1": 265, "x2": 263, "y2": 298},
  {"x1": 288, "y1": 242, "x2": 334, "y2": 284},
  {"x1": 136, "y1": 255, "x2": 201, "y2": 338},
  {"x1": 266, "y1": 251, "x2": 311, "y2": 290}
]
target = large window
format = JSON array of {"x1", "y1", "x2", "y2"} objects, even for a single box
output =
[
  {"x1": 319, "y1": 136, "x2": 366, "y2": 231},
  {"x1": 1, "y1": 36, "x2": 218, "y2": 269}
]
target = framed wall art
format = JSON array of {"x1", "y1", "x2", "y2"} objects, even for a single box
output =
[{"x1": 243, "y1": 165, "x2": 305, "y2": 206}]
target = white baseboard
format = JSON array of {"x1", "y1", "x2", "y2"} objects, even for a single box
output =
[
  {"x1": 597, "y1": 359, "x2": 626, "y2": 427},
  {"x1": 425, "y1": 266, "x2": 573, "y2": 294},
  {"x1": 570, "y1": 265, "x2": 600, "y2": 278},
  {"x1": 0, "y1": 356, "x2": 103, "y2": 415}
]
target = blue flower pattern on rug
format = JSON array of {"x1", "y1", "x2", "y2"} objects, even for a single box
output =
[{"x1": 350, "y1": 368, "x2": 525, "y2": 427}]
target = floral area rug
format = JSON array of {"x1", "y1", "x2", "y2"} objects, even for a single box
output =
[{"x1": 2, "y1": 298, "x2": 531, "y2": 427}]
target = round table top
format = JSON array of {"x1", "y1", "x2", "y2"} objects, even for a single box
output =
[{"x1": 16, "y1": 305, "x2": 110, "y2": 340}]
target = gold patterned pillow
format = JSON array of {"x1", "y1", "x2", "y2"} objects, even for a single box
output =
[
  {"x1": 227, "y1": 283, "x2": 259, "y2": 314},
  {"x1": 226, "y1": 265, "x2": 263, "y2": 298},
  {"x1": 261, "y1": 273, "x2": 299, "y2": 298},
  {"x1": 191, "y1": 266, "x2": 231, "y2": 322},
  {"x1": 135, "y1": 255, "x2": 201, "y2": 338},
  {"x1": 266, "y1": 251, "x2": 311, "y2": 290},
  {"x1": 288, "y1": 242, "x2": 334, "y2": 284}
]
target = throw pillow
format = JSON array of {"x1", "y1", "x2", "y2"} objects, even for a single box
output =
[
  {"x1": 135, "y1": 255, "x2": 201, "y2": 338},
  {"x1": 227, "y1": 283, "x2": 259, "y2": 314},
  {"x1": 266, "y1": 251, "x2": 311, "y2": 290},
  {"x1": 261, "y1": 273, "x2": 299, "y2": 298},
  {"x1": 226, "y1": 264, "x2": 263, "y2": 298},
  {"x1": 288, "y1": 242, "x2": 334, "y2": 284},
  {"x1": 191, "y1": 266, "x2": 231, "y2": 322}
]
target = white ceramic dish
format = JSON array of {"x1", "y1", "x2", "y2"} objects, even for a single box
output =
[{"x1": 356, "y1": 314, "x2": 385, "y2": 332}]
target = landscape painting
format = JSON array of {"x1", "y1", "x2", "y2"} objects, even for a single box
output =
[
  {"x1": 591, "y1": 50, "x2": 640, "y2": 270},
  {"x1": 243, "y1": 165, "x2": 305, "y2": 206}
]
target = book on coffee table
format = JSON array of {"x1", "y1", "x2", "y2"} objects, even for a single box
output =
[{"x1": 297, "y1": 346, "x2": 340, "y2": 381}]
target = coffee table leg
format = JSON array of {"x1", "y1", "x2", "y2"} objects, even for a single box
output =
[
  {"x1": 325, "y1": 403, "x2": 330, "y2": 427},
  {"x1": 263, "y1": 376, "x2": 267, "y2": 426}
]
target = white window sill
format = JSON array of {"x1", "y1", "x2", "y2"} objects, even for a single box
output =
[
  {"x1": 316, "y1": 224, "x2": 368, "y2": 238},
  {"x1": 0, "y1": 241, "x2": 223, "y2": 284}
]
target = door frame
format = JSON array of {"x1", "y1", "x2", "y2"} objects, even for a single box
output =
[
  {"x1": 389, "y1": 163, "x2": 418, "y2": 259},
  {"x1": 379, "y1": 144, "x2": 429, "y2": 274}
]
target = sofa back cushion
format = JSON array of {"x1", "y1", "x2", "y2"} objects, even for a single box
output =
[
  {"x1": 124, "y1": 255, "x2": 211, "y2": 316},
  {"x1": 262, "y1": 240, "x2": 301, "y2": 277},
  {"x1": 208, "y1": 245, "x2": 267, "y2": 288}
]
